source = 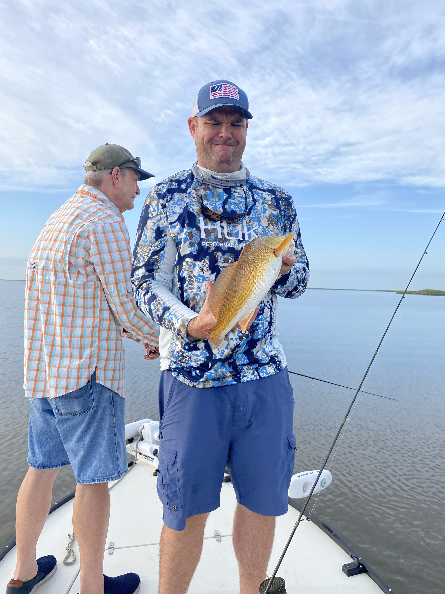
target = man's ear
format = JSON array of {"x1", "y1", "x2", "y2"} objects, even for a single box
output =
[
  {"x1": 110, "y1": 167, "x2": 121, "y2": 188},
  {"x1": 246, "y1": 121, "x2": 249, "y2": 130},
  {"x1": 188, "y1": 116, "x2": 197, "y2": 139}
]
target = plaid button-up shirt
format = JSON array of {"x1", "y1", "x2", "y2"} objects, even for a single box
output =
[{"x1": 24, "y1": 185, "x2": 158, "y2": 398}]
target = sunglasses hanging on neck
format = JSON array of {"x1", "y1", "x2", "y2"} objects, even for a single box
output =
[{"x1": 199, "y1": 188, "x2": 248, "y2": 224}]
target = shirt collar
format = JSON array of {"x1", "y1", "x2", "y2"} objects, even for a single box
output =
[
  {"x1": 77, "y1": 185, "x2": 124, "y2": 220},
  {"x1": 196, "y1": 163, "x2": 247, "y2": 181},
  {"x1": 191, "y1": 163, "x2": 250, "y2": 188}
]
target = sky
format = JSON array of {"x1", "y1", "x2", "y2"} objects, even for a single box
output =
[{"x1": 0, "y1": 0, "x2": 444, "y2": 289}]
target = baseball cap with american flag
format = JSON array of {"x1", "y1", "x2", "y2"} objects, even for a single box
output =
[{"x1": 192, "y1": 79, "x2": 253, "y2": 119}]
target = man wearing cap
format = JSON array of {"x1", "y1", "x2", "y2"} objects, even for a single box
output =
[
  {"x1": 132, "y1": 81, "x2": 309, "y2": 594},
  {"x1": 8, "y1": 145, "x2": 158, "y2": 594}
]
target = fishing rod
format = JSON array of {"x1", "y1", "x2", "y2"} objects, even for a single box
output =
[
  {"x1": 287, "y1": 370, "x2": 397, "y2": 401},
  {"x1": 261, "y1": 211, "x2": 445, "y2": 594}
]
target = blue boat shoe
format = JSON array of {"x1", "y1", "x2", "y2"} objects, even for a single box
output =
[
  {"x1": 75, "y1": 573, "x2": 141, "y2": 594},
  {"x1": 103, "y1": 574, "x2": 141, "y2": 594},
  {"x1": 6, "y1": 555, "x2": 57, "y2": 594}
]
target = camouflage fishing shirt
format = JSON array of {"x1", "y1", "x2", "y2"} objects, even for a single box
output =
[{"x1": 131, "y1": 167, "x2": 309, "y2": 388}]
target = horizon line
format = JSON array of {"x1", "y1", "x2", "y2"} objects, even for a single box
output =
[{"x1": 1, "y1": 279, "x2": 442, "y2": 293}]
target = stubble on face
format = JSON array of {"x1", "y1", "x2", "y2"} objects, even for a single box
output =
[
  {"x1": 190, "y1": 107, "x2": 248, "y2": 173},
  {"x1": 118, "y1": 168, "x2": 140, "y2": 213}
]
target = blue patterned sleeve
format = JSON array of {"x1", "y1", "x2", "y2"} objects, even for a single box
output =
[
  {"x1": 271, "y1": 190, "x2": 310, "y2": 298},
  {"x1": 131, "y1": 187, "x2": 197, "y2": 339}
]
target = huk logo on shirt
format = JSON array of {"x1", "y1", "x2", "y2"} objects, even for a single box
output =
[{"x1": 199, "y1": 216, "x2": 260, "y2": 243}]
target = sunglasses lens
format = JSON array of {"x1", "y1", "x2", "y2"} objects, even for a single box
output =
[
  {"x1": 115, "y1": 158, "x2": 141, "y2": 169},
  {"x1": 201, "y1": 204, "x2": 244, "y2": 223}
]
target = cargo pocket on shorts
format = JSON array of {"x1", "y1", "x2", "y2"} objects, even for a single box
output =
[
  {"x1": 285, "y1": 434, "x2": 296, "y2": 488},
  {"x1": 157, "y1": 447, "x2": 183, "y2": 512}
]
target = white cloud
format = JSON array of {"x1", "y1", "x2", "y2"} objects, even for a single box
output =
[{"x1": 0, "y1": 0, "x2": 445, "y2": 192}]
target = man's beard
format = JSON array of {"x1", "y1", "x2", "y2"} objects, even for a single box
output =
[{"x1": 205, "y1": 141, "x2": 244, "y2": 167}]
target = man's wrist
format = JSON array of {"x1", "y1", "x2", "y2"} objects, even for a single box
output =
[
  {"x1": 186, "y1": 315, "x2": 199, "y2": 339},
  {"x1": 186, "y1": 318, "x2": 194, "y2": 337}
]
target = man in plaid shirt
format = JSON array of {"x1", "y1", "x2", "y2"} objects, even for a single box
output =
[{"x1": 7, "y1": 145, "x2": 158, "y2": 594}]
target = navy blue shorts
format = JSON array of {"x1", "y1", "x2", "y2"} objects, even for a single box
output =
[
  {"x1": 157, "y1": 368, "x2": 296, "y2": 531},
  {"x1": 27, "y1": 371, "x2": 127, "y2": 484}
]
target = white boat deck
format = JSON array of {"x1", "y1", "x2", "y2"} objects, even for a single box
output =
[{"x1": 0, "y1": 461, "x2": 386, "y2": 593}]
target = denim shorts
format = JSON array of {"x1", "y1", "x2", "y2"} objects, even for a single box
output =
[
  {"x1": 27, "y1": 371, "x2": 128, "y2": 484},
  {"x1": 157, "y1": 368, "x2": 296, "y2": 531}
]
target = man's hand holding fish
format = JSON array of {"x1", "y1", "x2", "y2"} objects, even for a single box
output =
[{"x1": 186, "y1": 281, "x2": 216, "y2": 339}]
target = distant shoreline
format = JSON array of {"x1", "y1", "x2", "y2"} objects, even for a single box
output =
[
  {"x1": 307, "y1": 287, "x2": 395, "y2": 292},
  {"x1": 1, "y1": 279, "x2": 443, "y2": 295},
  {"x1": 307, "y1": 287, "x2": 445, "y2": 296}
]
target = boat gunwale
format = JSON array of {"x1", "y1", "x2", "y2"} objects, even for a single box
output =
[
  {"x1": 0, "y1": 490, "x2": 76, "y2": 563},
  {"x1": 0, "y1": 461, "x2": 137, "y2": 563},
  {"x1": 288, "y1": 498, "x2": 395, "y2": 594}
]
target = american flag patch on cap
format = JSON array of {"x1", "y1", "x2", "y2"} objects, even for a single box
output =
[{"x1": 210, "y1": 83, "x2": 239, "y2": 100}]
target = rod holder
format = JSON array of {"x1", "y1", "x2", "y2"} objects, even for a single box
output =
[
  {"x1": 259, "y1": 577, "x2": 286, "y2": 593},
  {"x1": 342, "y1": 556, "x2": 368, "y2": 577}
]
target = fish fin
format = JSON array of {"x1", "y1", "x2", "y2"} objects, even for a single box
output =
[
  {"x1": 209, "y1": 261, "x2": 239, "y2": 318},
  {"x1": 275, "y1": 233, "x2": 295, "y2": 257},
  {"x1": 208, "y1": 333, "x2": 222, "y2": 347},
  {"x1": 239, "y1": 310, "x2": 256, "y2": 333}
]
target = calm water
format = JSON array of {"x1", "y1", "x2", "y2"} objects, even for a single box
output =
[{"x1": 0, "y1": 280, "x2": 444, "y2": 594}]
